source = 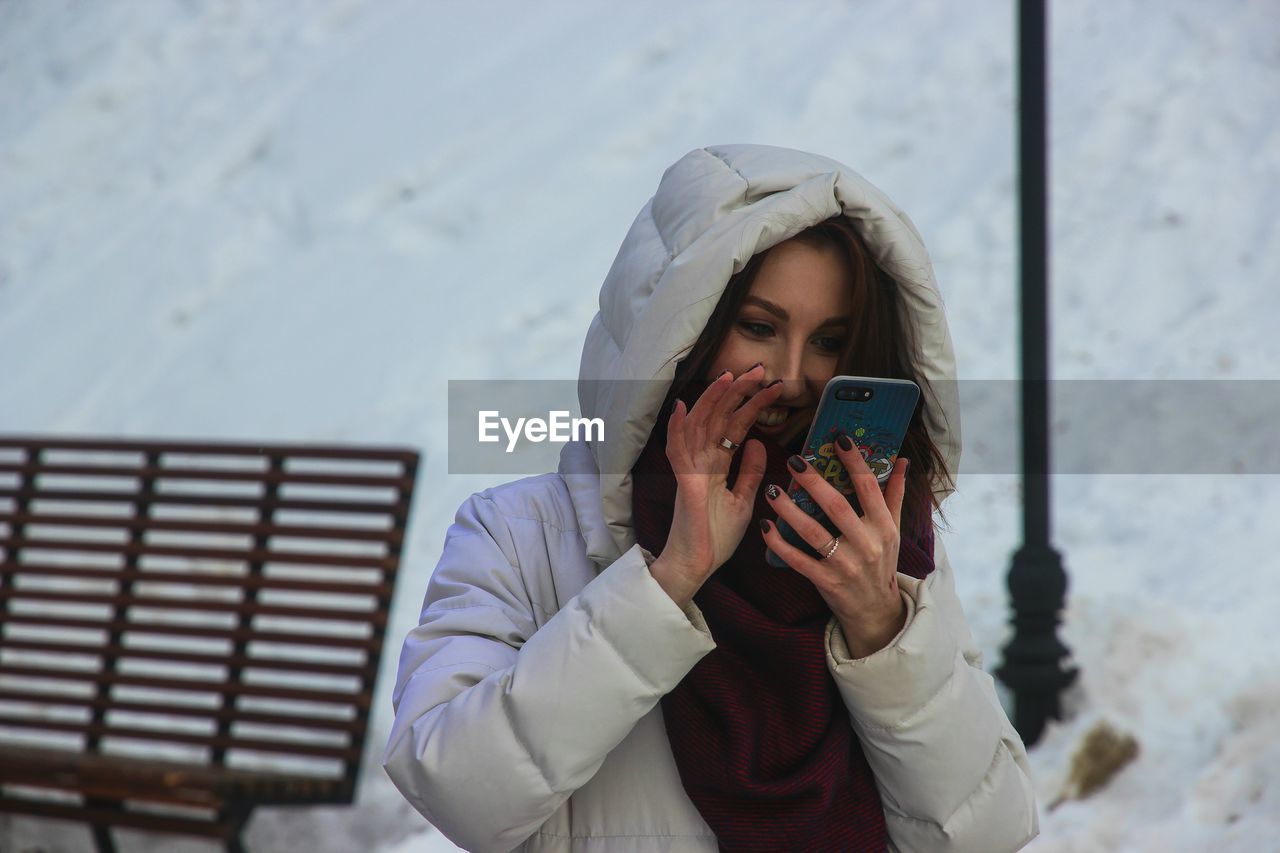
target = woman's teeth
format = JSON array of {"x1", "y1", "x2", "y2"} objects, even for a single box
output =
[{"x1": 756, "y1": 406, "x2": 790, "y2": 427}]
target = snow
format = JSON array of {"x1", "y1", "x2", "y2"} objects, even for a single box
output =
[{"x1": 2, "y1": 0, "x2": 1277, "y2": 849}]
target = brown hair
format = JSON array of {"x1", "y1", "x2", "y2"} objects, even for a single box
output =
[{"x1": 663, "y1": 215, "x2": 953, "y2": 535}]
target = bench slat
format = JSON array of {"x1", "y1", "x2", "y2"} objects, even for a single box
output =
[
  {"x1": 0, "y1": 612, "x2": 379, "y2": 649},
  {"x1": 0, "y1": 435, "x2": 416, "y2": 462},
  {"x1": 0, "y1": 461, "x2": 412, "y2": 490},
  {"x1": 0, "y1": 487, "x2": 406, "y2": 518},
  {"x1": 1, "y1": 511, "x2": 401, "y2": 544},
  {"x1": 0, "y1": 689, "x2": 360, "y2": 732},
  {"x1": 0, "y1": 638, "x2": 368, "y2": 678},
  {"x1": 0, "y1": 795, "x2": 232, "y2": 836},
  {"x1": 1, "y1": 562, "x2": 391, "y2": 597},
  {"x1": 0, "y1": 664, "x2": 369, "y2": 708},
  {"x1": 0, "y1": 587, "x2": 385, "y2": 625},
  {"x1": 0, "y1": 745, "x2": 352, "y2": 807},
  {"x1": 1, "y1": 536, "x2": 396, "y2": 570},
  {"x1": 0, "y1": 716, "x2": 359, "y2": 760}
]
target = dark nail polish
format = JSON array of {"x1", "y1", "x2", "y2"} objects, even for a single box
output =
[
  {"x1": 717, "y1": 369, "x2": 731, "y2": 379},
  {"x1": 765, "y1": 484, "x2": 780, "y2": 500},
  {"x1": 749, "y1": 361, "x2": 763, "y2": 372},
  {"x1": 765, "y1": 378, "x2": 783, "y2": 388},
  {"x1": 759, "y1": 519, "x2": 771, "y2": 534},
  {"x1": 787, "y1": 455, "x2": 807, "y2": 473},
  {"x1": 837, "y1": 434, "x2": 853, "y2": 451}
]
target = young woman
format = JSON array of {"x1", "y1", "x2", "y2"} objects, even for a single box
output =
[{"x1": 383, "y1": 145, "x2": 1039, "y2": 852}]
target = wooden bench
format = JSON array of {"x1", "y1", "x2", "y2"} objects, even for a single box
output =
[{"x1": 0, "y1": 436, "x2": 420, "y2": 852}]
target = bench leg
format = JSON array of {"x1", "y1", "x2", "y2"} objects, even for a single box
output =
[
  {"x1": 91, "y1": 822, "x2": 117, "y2": 853},
  {"x1": 223, "y1": 804, "x2": 253, "y2": 853}
]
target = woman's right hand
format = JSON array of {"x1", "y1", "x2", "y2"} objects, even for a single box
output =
[{"x1": 648, "y1": 364, "x2": 785, "y2": 608}]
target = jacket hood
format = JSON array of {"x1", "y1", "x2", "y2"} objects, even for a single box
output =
[{"x1": 558, "y1": 144, "x2": 961, "y2": 571}]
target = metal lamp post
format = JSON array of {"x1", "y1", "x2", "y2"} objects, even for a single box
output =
[{"x1": 995, "y1": 0, "x2": 1078, "y2": 747}]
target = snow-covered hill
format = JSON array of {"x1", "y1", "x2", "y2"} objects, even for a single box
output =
[{"x1": 2, "y1": 1, "x2": 1277, "y2": 849}]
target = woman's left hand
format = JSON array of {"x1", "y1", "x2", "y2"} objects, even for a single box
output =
[{"x1": 761, "y1": 436, "x2": 909, "y2": 659}]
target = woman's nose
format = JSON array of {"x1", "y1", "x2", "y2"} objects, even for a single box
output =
[
  {"x1": 769, "y1": 378, "x2": 809, "y2": 406},
  {"x1": 763, "y1": 351, "x2": 815, "y2": 404}
]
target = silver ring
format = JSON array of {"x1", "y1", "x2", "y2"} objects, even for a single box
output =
[
  {"x1": 717, "y1": 436, "x2": 741, "y2": 452},
  {"x1": 820, "y1": 536, "x2": 841, "y2": 560}
]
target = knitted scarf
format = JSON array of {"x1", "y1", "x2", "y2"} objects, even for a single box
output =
[{"x1": 630, "y1": 387, "x2": 936, "y2": 852}]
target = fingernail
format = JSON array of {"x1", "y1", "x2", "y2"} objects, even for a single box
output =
[
  {"x1": 904, "y1": 458, "x2": 910, "y2": 471},
  {"x1": 759, "y1": 519, "x2": 771, "y2": 534},
  {"x1": 748, "y1": 361, "x2": 763, "y2": 372},
  {"x1": 717, "y1": 369, "x2": 731, "y2": 380},
  {"x1": 765, "y1": 484, "x2": 780, "y2": 500},
  {"x1": 836, "y1": 434, "x2": 853, "y2": 451},
  {"x1": 787, "y1": 454, "x2": 807, "y2": 473},
  {"x1": 765, "y1": 378, "x2": 783, "y2": 388}
]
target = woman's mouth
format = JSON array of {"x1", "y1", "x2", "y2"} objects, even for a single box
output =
[
  {"x1": 755, "y1": 406, "x2": 793, "y2": 428},
  {"x1": 757, "y1": 402, "x2": 788, "y2": 422}
]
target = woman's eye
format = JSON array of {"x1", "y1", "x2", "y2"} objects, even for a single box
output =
[
  {"x1": 816, "y1": 336, "x2": 846, "y2": 353},
  {"x1": 738, "y1": 321, "x2": 773, "y2": 338}
]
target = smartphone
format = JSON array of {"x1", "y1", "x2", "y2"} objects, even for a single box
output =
[{"x1": 765, "y1": 376, "x2": 920, "y2": 569}]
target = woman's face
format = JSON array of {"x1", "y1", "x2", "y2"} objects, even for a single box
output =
[{"x1": 706, "y1": 237, "x2": 851, "y2": 446}]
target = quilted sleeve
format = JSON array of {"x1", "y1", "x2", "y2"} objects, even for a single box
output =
[
  {"x1": 824, "y1": 536, "x2": 1040, "y2": 853},
  {"x1": 381, "y1": 492, "x2": 717, "y2": 852}
]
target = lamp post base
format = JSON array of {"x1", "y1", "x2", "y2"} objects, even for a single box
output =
[{"x1": 996, "y1": 543, "x2": 1078, "y2": 746}]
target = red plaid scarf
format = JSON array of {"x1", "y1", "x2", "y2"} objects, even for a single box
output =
[{"x1": 630, "y1": 389, "x2": 935, "y2": 852}]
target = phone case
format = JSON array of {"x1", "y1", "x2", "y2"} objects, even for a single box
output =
[{"x1": 765, "y1": 376, "x2": 920, "y2": 569}]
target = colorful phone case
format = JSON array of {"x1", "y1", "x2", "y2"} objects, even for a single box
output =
[{"x1": 765, "y1": 376, "x2": 920, "y2": 569}]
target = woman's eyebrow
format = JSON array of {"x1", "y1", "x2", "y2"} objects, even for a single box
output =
[{"x1": 741, "y1": 295, "x2": 849, "y2": 328}]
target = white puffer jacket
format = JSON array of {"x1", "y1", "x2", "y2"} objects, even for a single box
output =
[{"x1": 383, "y1": 145, "x2": 1039, "y2": 852}]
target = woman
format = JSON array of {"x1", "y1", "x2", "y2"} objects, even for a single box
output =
[{"x1": 383, "y1": 145, "x2": 1039, "y2": 852}]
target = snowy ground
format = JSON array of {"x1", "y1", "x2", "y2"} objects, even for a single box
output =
[{"x1": 2, "y1": 0, "x2": 1278, "y2": 850}]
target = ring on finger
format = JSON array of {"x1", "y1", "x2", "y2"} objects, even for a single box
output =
[
  {"x1": 819, "y1": 535, "x2": 841, "y2": 560},
  {"x1": 717, "y1": 435, "x2": 741, "y2": 452}
]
